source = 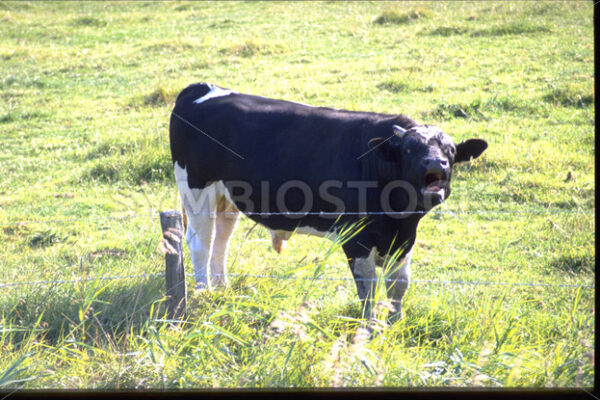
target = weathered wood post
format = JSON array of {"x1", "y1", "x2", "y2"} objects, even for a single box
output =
[{"x1": 159, "y1": 211, "x2": 187, "y2": 320}]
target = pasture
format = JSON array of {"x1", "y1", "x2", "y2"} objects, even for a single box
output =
[{"x1": 0, "y1": 1, "x2": 594, "y2": 389}]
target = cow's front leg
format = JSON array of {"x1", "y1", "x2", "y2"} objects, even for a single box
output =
[
  {"x1": 348, "y1": 249, "x2": 377, "y2": 320},
  {"x1": 383, "y1": 251, "x2": 411, "y2": 324}
]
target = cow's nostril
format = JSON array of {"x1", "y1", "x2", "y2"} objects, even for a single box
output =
[{"x1": 440, "y1": 160, "x2": 448, "y2": 167}]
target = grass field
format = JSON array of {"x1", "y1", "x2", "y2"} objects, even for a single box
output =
[{"x1": 0, "y1": 1, "x2": 594, "y2": 389}]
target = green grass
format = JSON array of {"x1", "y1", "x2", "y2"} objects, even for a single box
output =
[{"x1": 0, "y1": 1, "x2": 594, "y2": 390}]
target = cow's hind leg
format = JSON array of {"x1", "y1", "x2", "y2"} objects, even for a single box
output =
[
  {"x1": 179, "y1": 186, "x2": 218, "y2": 289},
  {"x1": 209, "y1": 197, "x2": 240, "y2": 287},
  {"x1": 175, "y1": 163, "x2": 220, "y2": 290},
  {"x1": 185, "y1": 203, "x2": 216, "y2": 290}
]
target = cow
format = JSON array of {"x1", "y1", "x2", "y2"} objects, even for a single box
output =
[{"x1": 169, "y1": 82, "x2": 487, "y2": 323}]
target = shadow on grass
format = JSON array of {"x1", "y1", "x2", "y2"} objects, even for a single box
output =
[
  {"x1": 427, "y1": 96, "x2": 539, "y2": 121},
  {"x1": 377, "y1": 79, "x2": 434, "y2": 94},
  {"x1": 424, "y1": 26, "x2": 468, "y2": 37},
  {"x1": 0, "y1": 111, "x2": 48, "y2": 124},
  {"x1": 219, "y1": 41, "x2": 285, "y2": 58},
  {"x1": 542, "y1": 86, "x2": 594, "y2": 108},
  {"x1": 70, "y1": 16, "x2": 107, "y2": 27},
  {"x1": 549, "y1": 254, "x2": 594, "y2": 275},
  {"x1": 87, "y1": 152, "x2": 172, "y2": 184},
  {"x1": 470, "y1": 22, "x2": 550, "y2": 37},
  {"x1": 1, "y1": 275, "x2": 165, "y2": 346},
  {"x1": 373, "y1": 8, "x2": 430, "y2": 25},
  {"x1": 138, "y1": 86, "x2": 180, "y2": 107}
]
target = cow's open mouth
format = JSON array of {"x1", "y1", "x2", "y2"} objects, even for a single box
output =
[{"x1": 421, "y1": 172, "x2": 445, "y2": 200}]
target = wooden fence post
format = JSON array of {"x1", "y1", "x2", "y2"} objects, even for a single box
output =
[{"x1": 159, "y1": 211, "x2": 187, "y2": 321}]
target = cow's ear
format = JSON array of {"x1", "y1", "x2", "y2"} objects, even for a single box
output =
[
  {"x1": 368, "y1": 137, "x2": 397, "y2": 162},
  {"x1": 455, "y1": 139, "x2": 488, "y2": 163}
]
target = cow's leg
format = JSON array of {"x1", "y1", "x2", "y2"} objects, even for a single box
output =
[
  {"x1": 209, "y1": 198, "x2": 240, "y2": 287},
  {"x1": 383, "y1": 251, "x2": 412, "y2": 324},
  {"x1": 185, "y1": 202, "x2": 216, "y2": 290},
  {"x1": 346, "y1": 246, "x2": 377, "y2": 320},
  {"x1": 175, "y1": 162, "x2": 219, "y2": 290}
]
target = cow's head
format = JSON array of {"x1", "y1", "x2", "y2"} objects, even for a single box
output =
[{"x1": 369, "y1": 124, "x2": 487, "y2": 211}]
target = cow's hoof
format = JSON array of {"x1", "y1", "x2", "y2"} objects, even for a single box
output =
[
  {"x1": 211, "y1": 280, "x2": 228, "y2": 288},
  {"x1": 195, "y1": 282, "x2": 210, "y2": 290}
]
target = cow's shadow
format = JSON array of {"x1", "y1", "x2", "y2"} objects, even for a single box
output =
[{"x1": 2, "y1": 275, "x2": 166, "y2": 346}]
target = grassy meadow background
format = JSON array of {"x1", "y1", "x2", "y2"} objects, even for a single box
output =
[{"x1": 0, "y1": 1, "x2": 594, "y2": 389}]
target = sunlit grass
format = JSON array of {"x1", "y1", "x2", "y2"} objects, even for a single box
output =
[{"x1": 0, "y1": 0, "x2": 594, "y2": 389}]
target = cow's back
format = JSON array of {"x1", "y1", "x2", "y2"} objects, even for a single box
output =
[{"x1": 169, "y1": 83, "x2": 414, "y2": 188}]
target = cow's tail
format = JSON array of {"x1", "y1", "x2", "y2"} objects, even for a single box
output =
[{"x1": 181, "y1": 202, "x2": 188, "y2": 234}]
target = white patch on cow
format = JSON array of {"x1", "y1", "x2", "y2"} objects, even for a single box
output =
[
  {"x1": 421, "y1": 186, "x2": 445, "y2": 199},
  {"x1": 391, "y1": 249, "x2": 411, "y2": 283},
  {"x1": 375, "y1": 248, "x2": 411, "y2": 284},
  {"x1": 354, "y1": 247, "x2": 377, "y2": 278},
  {"x1": 193, "y1": 84, "x2": 234, "y2": 104},
  {"x1": 174, "y1": 161, "x2": 240, "y2": 289},
  {"x1": 174, "y1": 162, "x2": 236, "y2": 216}
]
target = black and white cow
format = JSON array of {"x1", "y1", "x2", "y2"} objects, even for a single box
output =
[{"x1": 169, "y1": 83, "x2": 487, "y2": 322}]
